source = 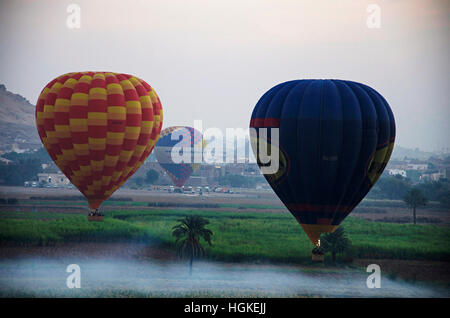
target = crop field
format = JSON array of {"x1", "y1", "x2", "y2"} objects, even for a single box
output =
[
  {"x1": 1, "y1": 186, "x2": 449, "y2": 225},
  {"x1": 1, "y1": 206, "x2": 449, "y2": 263}
]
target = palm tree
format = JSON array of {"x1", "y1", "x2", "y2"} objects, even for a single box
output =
[
  {"x1": 321, "y1": 226, "x2": 350, "y2": 262},
  {"x1": 403, "y1": 187, "x2": 428, "y2": 225},
  {"x1": 172, "y1": 215, "x2": 213, "y2": 275}
]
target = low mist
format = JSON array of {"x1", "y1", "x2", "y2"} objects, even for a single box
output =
[{"x1": 0, "y1": 255, "x2": 447, "y2": 297}]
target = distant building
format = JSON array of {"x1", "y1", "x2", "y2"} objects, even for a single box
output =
[
  {"x1": 387, "y1": 160, "x2": 408, "y2": 170},
  {"x1": 406, "y1": 163, "x2": 428, "y2": 171},
  {"x1": 256, "y1": 183, "x2": 271, "y2": 190},
  {"x1": 185, "y1": 176, "x2": 208, "y2": 186},
  {"x1": 420, "y1": 172, "x2": 444, "y2": 182},
  {"x1": 405, "y1": 169, "x2": 422, "y2": 182},
  {"x1": 0, "y1": 157, "x2": 12, "y2": 164},
  {"x1": 37, "y1": 173, "x2": 70, "y2": 186},
  {"x1": 193, "y1": 164, "x2": 225, "y2": 185},
  {"x1": 441, "y1": 167, "x2": 450, "y2": 179},
  {"x1": 388, "y1": 169, "x2": 407, "y2": 178}
]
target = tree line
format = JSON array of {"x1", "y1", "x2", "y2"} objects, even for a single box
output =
[
  {"x1": 367, "y1": 174, "x2": 449, "y2": 208},
  {"x1": 0, "y1": 148, "x2": 448, "y2": 208}
]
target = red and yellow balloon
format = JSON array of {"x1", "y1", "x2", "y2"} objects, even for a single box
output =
[{"x1": 35, "y1": 72, "x2": 163, "y2": 209}]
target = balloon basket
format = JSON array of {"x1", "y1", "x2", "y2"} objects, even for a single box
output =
[
  {"x1": 312, "y1": 242, "x2": 324, "y2": 262},
  {"x1": 311, "y1": 253, "x2": 324, "y2": 262},
  {"x1": 88, "y1": 215, "x2": 104, "y2": 222}
]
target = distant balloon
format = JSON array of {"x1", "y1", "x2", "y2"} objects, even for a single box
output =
[
  {"x1": 250, "y1": 79, "x2": 395, "y2": 245},
  {"x1": 154, "y1": 126, "x2": 205, "y2": 187},
  {"x1": 35, "y1": 72, "x2": 163, "y2": 210}
]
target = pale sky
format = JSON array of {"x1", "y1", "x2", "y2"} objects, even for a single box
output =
[{"x1": 0, "y1": 0, "x2": 448, "y2": 151}]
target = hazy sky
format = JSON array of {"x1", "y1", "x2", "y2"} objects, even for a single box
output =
[{"x1": 0, "y1": 0, "x2": 448, "y2": 151}]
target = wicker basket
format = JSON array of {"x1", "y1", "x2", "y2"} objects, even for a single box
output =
[
  {"x1": 312, "y1": 253, "x2": 324, "y2": 262},
  {"x1": 88, "y1": 215, "x2": 104, "y2": 222}
]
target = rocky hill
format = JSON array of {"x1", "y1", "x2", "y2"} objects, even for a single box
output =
[{"x1": 0, "y1": 84, "x2": 40, "y2": 152}]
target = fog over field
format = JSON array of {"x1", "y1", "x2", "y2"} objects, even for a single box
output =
[{"x1": 0, "y1": 255, "x2": 448, "y2": 298}]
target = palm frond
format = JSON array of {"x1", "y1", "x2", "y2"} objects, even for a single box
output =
[{"x1": 171, "y1": 215, "x2": 214, "y2": 260}]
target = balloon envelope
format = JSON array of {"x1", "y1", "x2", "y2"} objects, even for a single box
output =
[
  {"x1": 154, "y1": 126, "x2": 204, "y2": 187},
  {"x1": 35, "y1": 72, "x2": 163, "y2": 209},
  {"x1": 250, "y1": 79, "x2": 395, "y2": 244}
]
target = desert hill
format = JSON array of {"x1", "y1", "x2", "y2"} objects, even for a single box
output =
[{"x1": 0, "y1": 84, "x2": 40, "y2": 152}]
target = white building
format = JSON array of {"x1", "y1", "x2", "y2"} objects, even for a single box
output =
[
  {"x1": 420, "y1": 172, "x2": 444, "y2": 182},
  {"x1": 407, "y1": 163, "x2": 428, "y2": 171},
  {"x1": 0, "y1": 157, "x2": 12, "y2": 164},
  {"x1": 37, "y1": 173, "x2": 70, "y2": 186}
]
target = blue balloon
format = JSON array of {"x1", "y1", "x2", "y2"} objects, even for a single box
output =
[
  {"x1": 154, "y1": 126, "x2": 204, "y2": 187},
  {"x1": 250, "y1": 80, "x2": 395, "y2": 244}
]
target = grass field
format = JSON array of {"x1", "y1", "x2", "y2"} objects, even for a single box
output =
[{"x1": 1, "y1": 207, "x2": 449, "y2": 263}]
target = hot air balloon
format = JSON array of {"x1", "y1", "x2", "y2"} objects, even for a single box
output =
[
  {"x1": 250, "y1": 79, "x2": 395, "y2": 249},
  {"x1": 35, "y1": 72, "x2": 163, "y2": 220},
  {"x1": 154, "y1": 126, "x2": 205, "y2": 188}
]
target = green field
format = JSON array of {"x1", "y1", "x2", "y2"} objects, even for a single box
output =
[{"x1": 1, "y1": 207, "x2": 449, "y2": 263}]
